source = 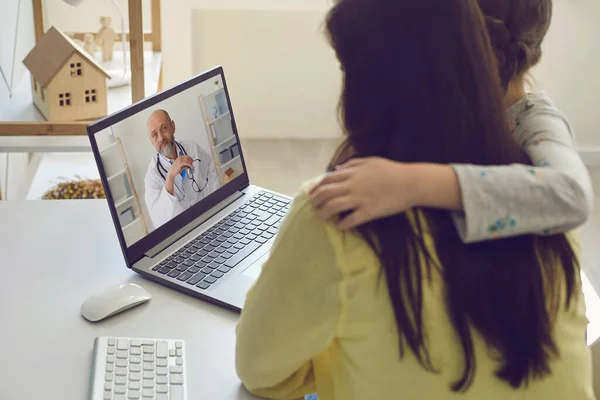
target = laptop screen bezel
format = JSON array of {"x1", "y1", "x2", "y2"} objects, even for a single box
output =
[{"x1": 87, "y1": 66, "x2": 250, "y2": 267}]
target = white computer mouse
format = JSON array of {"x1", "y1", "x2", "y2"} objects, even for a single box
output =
[{"x1": 80, "y1": 283, "x2": 151, "y2": 322}]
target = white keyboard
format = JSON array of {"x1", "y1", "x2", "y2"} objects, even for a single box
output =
[{"x1": 90, "y1": 336, "x2": 188, "y2": 400}]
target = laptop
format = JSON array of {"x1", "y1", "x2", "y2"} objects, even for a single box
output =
[{"x1": 87, "y1": 66, "x2": 291, "y2": 311}]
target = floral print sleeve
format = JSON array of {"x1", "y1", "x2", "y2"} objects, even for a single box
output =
[{"x1": 450, "y1": 93, "x2": 593, "y2": 243}]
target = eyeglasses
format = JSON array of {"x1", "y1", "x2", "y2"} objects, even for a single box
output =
[{"x1": 187, "y1": 159, "x2": 208, "y2": 193}]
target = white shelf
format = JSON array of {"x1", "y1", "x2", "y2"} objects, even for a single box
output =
[
  {"x1": 219, "y1": 155, "x2": 241, "y2": 170},
  {"x1": 214, "y1": 135, "x2": 236, "y2": 149},
  {"x1": 206, "y1": 88, "x2": 224, "y2": 99},
  {"x1": 210, "y1": 110, "x2": 231, "y2": 124},
  {"x1": 114, "y1": 195, "x2": 134, "y2": 209},
  {"x1": 107, "y1": 169, "x2": 126, "y2": 182},
  {"x1": 100, "y1": 141, "x2": 119, "y2": 155},
  {"x1": 122, "y1": 216, "x2": 141, "y2": 231}
]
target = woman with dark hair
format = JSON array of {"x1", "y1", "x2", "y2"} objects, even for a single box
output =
[
  {"x1": 310, "y1": 0, "x2": 593, "y2": 245},
  {"x1": 235, "y1": 0, "x2": 593, "y2": 398}
]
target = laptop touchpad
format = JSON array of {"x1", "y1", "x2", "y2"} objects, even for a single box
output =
[{"x1": 242, "y1": 253, "x2": 269, "y2": 280}]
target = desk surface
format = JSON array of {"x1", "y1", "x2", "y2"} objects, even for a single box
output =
[
  {"x1": 0, "y1": 51, "x2": 162, "y2": 153},
  {"x1": 0, "y1": 199, "x2": 259, "y2": 400}
]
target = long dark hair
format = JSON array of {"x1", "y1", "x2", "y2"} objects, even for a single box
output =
[
  {"x1": 478, "y1": 0, "x2": 553, "y2": 89},
  {"x1": 325, "y1": 0, "x2": 578, "y2": 392}
]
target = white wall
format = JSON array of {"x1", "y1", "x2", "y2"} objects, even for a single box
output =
[{"x1": 531, "y1": 0, "x2": 600, "y2": 149}]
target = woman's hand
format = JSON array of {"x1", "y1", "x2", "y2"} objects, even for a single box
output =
[{"x1": 309, "y1": 157, "x2": 462, "y2": 230}]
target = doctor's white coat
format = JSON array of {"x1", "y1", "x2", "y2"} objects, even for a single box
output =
[{"x1": 144, "y1": 140, "x2": 220, "y2": 229}]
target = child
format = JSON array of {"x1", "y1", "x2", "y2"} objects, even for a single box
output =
[{"x1": 310, "y1": 0, "x2": 593, "y2": 243}]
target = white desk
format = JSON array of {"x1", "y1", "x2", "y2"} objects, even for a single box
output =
[{"x1": 0, "y1": 200, "x2": 260, "y2": 400}]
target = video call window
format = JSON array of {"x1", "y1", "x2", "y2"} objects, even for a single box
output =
[{"x1": 94, "y1": 75, "x2": 244, "y2": 247}]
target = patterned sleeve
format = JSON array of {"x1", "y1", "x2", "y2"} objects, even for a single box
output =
[{"x1": 450, "y1": 96, "x2": 593, "y2": 243}]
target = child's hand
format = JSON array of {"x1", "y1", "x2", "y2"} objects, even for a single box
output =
[{"x1": 309, "y1": 157, "x2": 418, "y2": 230}]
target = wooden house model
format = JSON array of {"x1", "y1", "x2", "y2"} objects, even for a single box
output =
[{"x1": 23, "y1": 26, "x2": 111, "y2": 122}]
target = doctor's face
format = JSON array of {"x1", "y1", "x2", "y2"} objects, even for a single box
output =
[{"x1": 147, "y1": 110, "x2": 176, "y2": 158}]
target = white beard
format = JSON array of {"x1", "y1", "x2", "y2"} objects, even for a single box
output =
[{"x1": 159, "y1": 142, "x2": 175, "y2": 159}]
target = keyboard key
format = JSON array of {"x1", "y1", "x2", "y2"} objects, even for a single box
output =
[
  {"x1": 182, "y1": 260, "x2": 195, "y2": 267},
  {"x1": 157, "y1": 359, "x2": 168, "y2": 367},
  {"x1": 208, "y1": 251, "x2": 220, "y2": 258},
  {"x1": 142, "y1": 388, "x2": 154, "y2": 397},
  {"x1": 107, "y1": 355, "x2": 115, "y2": 363},
  {"x1": 176, "y1": 349, "x2": 183, "y2": 357},
  {"x1": 129, "y1": 381, "x2": 141, "y2": 390},
  {"x1": 204, "y1": 276, "x2": 217, "y2": 284},
  {"x1": 141, "y1": 340, "x2": 154, "y2": 346},
  {"x1": 143, "y1": 371, "x2": 153, "y2": 380},
  {"x1": 169, "y1": 349, "x2": 175, "y2": 357},
  {"x1": 129, "y1": 372, "x2": 141, "y2": 381},
  {"x1": 115, "y1": 384, "x2": 126, "y2": 394},
  {"x1": 170, "y1": 374, "x2": 184, "y2": 385},
  {"x1": 116, "y1": 367, "x2": 128, "y2": 376},
  {"x1": 170, "y1": 365, "x2": 183, "y2": 374},
  {"x1": 108, "y1": 338, "x2": 116, "y2": 346},
  {"x1": 152, "y1": 264, "x2": 162, "y2": 271},
  {"x1": 240, "y1": 238, "x2": 251, "y2": 245},
  {"x1": 158, "y1": 267, "x2": 171, "y2": 274},
  {"x1": 168, "y1": 270, "x2": 181, "y2": 278},
  {"x1": 157, "y1": 341, "x2": 168, "y2": 358},
  {"x1": 166, "y1": 262, "x2": 177, "y2": 269},
  {"x1": 175, "y1": 341, "x2": 182, "y2": 349},
  {"x1": 157, "y1": 385, "x2": 168, "y2": 393},
  {"x1": 117, "y1": 339, "x2": 128, "y2": 350},
  {"x1": 267, "y1": 227, "x2": 278, "y2": 235},
  {"x1": 176, "y1": 357, "x2": 183, "y2": 365},
  {"x1": 130, "y1": 340, "x2": 141, "y2": 347},
  {"x1": 187, "y1": 266, "x2": 200, "y2": 274},
  {"x1": 115, "y1": 376, "x2": 127, "y2": 385},
  {"x1": 130, "y1": 355, "x2": 141, "y2": 364},
  {"x1": 143, "y1": 354, "x2": 154, "y2": 362},
  {"x1": 217, "y1": 266, "x2": 230, "y2": 274},
  {"x1": 157, "y1": 375, "x2": 168, "y2": 384},
  {"x1": 211, "y1": 271, "x2": 224, "y2": 279},
  {"x1": 261, "y1": 232, "x2": 274, "y2": 240},
  {"x1": 222, "y1": 231, "x2": 233, "y2": 238},
  {"x1": 104, "y1": 389, "x2": 112, "y2": 399},
  {"x1": 143, "y1": 362, "x2": 154, "y2": 371},
  {"x1": 215, "y1": 256, "x2": 228, "y2": 264},
  {"x1": 214, "y1": 246, "x2": 226, "y2": 253},
  {"x1": 143, "y1": 346, "x2": 154, "y2": 354},
  {"x1": 114, "y1": 395, "x2": 125, "y2": 400},
  {"x1": 106, "y1": 364, "x2": 115, "y2": 373},
  {"x1": 196, "y1": 282, "x2": 211, "y2": 290},
  {"x1": 229, "y1": 227, "x2": 240, "y2": 233},
  {"x1": 177, "y1": 271, "x2": 193, "y2": 281},
  {"x1": 105, "y1": 373, "x2": 114, "y2": 382},
  {"x1": 105, "y1": 382, "x2": 113, "y2": 391},
  {"x1": 256, "y1": 237, "x2": 268, "y2": 244},
  {"x1": 117, "y1": 350, "x2": 128, "y2": 359},
  {"x1": 130, "y1": 347, "x2": 141, "y2": 355},
  {"x1": 143, "y1": 379, "x2": 154, "y2": 388},
  {"x1": 225, "y1": 241, "x2": 261, "y2": 268},
  {"x1": 189, "y1": 255, "x2": 201, "y2": 261},
  {"x1": 156, "y1": 367, "x2": 168, "y2": 376},
  {"x1": 175, "y1": 264, "x2": 187, "y2": 272},
  {"x1": 233, "y1": 243, "x2": 244, "y2": 250},
  {"x1": 116, "y1": 359, "x2": 128, "y2": 367},
  {"x1": 197, "y1": 250, "x2": 209, "y2": 257},
  {"x1": 128, "y1": 390, "x2": 141, "y2": 399},
  {"x1": 186, "y1": 273, "x2": 206, "y2": 285},
  {"x1": 202, "y1": 267, "x2": 214, "y2": 274},
  {"x1": 205, "y1": 244, "x2": 216, "y2": 252},
  {"x1": 130, "y1": 364, "x2": 141, "y2": 372}
]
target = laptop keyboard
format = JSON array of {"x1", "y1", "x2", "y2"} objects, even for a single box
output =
[{"x1": 152, "y1": 191, "x2": 290, "y2": 290}]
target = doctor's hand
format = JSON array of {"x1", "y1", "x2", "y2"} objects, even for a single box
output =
[{"x1": 165, "y1": 155, "x2": 194, "y2": 195}]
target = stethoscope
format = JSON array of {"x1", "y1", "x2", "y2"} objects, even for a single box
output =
[{"x1": 156, "y1": 141, "x2": 208, "y2": 193}]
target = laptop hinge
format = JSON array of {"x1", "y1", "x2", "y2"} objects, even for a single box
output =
[{"x1": 144, "y1": 190, "x2": 245, "y2": 258}]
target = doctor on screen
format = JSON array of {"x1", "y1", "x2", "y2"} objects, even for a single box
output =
[{"x1": 144, "y1": 109, "x2": 220, "y2": 228}]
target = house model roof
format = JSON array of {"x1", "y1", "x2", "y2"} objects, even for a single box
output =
[{"x1": 23, "y1": 26, "x2": 111, "y2": 88}]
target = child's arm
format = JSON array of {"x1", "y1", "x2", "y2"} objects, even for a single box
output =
[{"x1": 311, "y1": 102, "x2": 593, "y2": 242}]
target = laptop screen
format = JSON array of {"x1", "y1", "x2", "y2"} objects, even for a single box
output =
[{"x1": 90, "y1": 69, "x2": 246, "y2": 252}]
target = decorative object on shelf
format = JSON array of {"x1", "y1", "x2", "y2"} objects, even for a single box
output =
[
  {"x1": 230, "y1": 143, "x2": 240, "y2": 158},
  {"x1": 42, "y1": 177, "x2": 106, "y2": 199},
  {"x1": 22, "y1": 26, "x2": 111, "y2": 122},
  {"x1": 83, "y1": 33, "x2": 97, "y2": 57},
  {"x1": 96, "y1": 16, "x2": 116, "y2": 62},
  {"x1": 224, "y1": 168, "x2": 235, "y2": 183},
  {"x1": 62, "y1": 0, "x2": 132, "y2": 88}
]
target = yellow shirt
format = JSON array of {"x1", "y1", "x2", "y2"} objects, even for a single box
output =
[{"x1": 235, "y1": 181, "x2": 594, "y2": 400}]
